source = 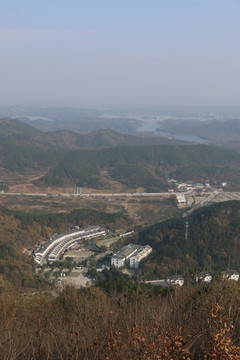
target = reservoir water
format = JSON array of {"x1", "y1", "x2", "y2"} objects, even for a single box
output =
[
  {"x1": 137, "y1": 116, "x2": 210, "y2": 144},
  {"x1": 156, "y1": 131, "x2": 210, "y2": 144}
]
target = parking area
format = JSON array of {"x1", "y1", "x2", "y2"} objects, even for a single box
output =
[{"x1": 59, "y1": 268, "x2": 93, "y2": 288}]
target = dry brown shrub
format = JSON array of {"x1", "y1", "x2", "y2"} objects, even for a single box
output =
[
  {"x1": 204, "y1": 303, "x2": 240, "y2": 360},
  {"x1": 105, "y1": 322, "x2": 191, "y2": 360},
  {"x1": 0, "y1": 284, "x2": 240, "y2": 359}
]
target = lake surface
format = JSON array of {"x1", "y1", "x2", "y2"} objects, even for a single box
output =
[
  {"x1": 137, "y1": 116, "x2": 211, "y2": 144},
  {"x1": 156, "y1": 131, "x2": 210, "y2": 144}
]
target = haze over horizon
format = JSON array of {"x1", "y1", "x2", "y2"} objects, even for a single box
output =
[{"x1": 0, "y1": 0, "x2": 239, "y2": 107}]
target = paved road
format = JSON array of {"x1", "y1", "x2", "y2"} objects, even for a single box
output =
[
  {"x1": 80, "y1": 192, "x2": 171, "y2": 197},
  {"x1": 0, "y1": 192, "x2": 48, "y2": 197},
  {"x1": 184, "y1": 191, "x2": 240, "y2": 216},
  {"x1": 0, "y1": 191, "x2": 172, "y2": 197},
  {"x1": 1, "y1": 190, "x2": 240, "y2": 201}
]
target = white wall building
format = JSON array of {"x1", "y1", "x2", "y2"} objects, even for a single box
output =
[
  {"x1": 176, "y1": 193, "x2": 186, "y2": 204},
  {"x1": 34, "y1": 226, "x2": 106, "y2": 264},
  {"x1": 166, "y1": 275, "x2": 184, "y2": 287},
  {"x1": 196, "y1": 272, "x2": 212, "y2": 283},
  {"x1": 223, "y1": 270, "x2": 239, "y2": 282},
  {"x1": 111, "y1": 244, "x2": 152, "y2": 269},
  {"x1": 111, "y1": 244, "x2": 139, "y2": 268},
  {"x1": 129, "y1": 245, "x2": 152, "y2": 269}
]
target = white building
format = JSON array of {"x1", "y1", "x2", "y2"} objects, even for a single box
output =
[
  {"x1": 111, "y1": 244, "x2": 152, "y2": 268},
  {"x1": 129, "y1": 245, "x2": 152, "y2": 269},
  {"x1": 166, "y1": 275, "x2": 184, "y2": 287},
  {"x1": 196, "y1": 272, "x2": 212, "y2": 283},
  {"x1": 222, "y1": 270, "x2": 239, "y2": 282},
  {"x1": 145, "y1": 280, "x2": 168, "y2": 287},
  {"x1": 111, "y1": 244, "x2": 139, "y2": 268},
  {"x1": 34, "y1": 226, "x2": 106, "y2": 264},
  {"x1": 176, "y1": 193, "x2": 186, "y2": 204}
]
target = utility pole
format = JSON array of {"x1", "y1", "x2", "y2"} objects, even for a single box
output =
[{"x1": 185, "y1": 221, "x2": 189, "y2": 240}]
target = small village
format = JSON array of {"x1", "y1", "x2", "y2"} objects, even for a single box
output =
[
  {"x1": 33, "y1": 226, "x2": 240, "y2": 289},
  {"x1": 168, "y1": 178, "x2": 227, "y2": 193}
]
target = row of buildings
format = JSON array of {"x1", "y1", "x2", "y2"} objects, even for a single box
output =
[
  {"x1": 146, "y1": 275, "x2": 185, "y2": 287},
  {"x1": 111, "y1": 244, "x2": 152, "y2": 269},
  {"x1": 196, "y1": 270, "x2": 239, "y2": 283},
  {"x1": 34, "y1": 225, "x2": 106, "y2": 265},
  {"x1": 168, "y1": 179, "x2": 227, "y2": 192},
  {"x1": 146, "y1": 271, "x2": 240, "y2": 288}
]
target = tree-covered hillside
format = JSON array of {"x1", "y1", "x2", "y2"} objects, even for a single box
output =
[
  {"x1": 0, "y1": 118, "x2": 65, "y2": 173},
  {"x1": 0, "y1": 118, "x2": 183, "y2": 175},
  {"x1": 35, "y1": 144, "x2": 240, "y2": 190},
  {"x1": 1, "y1": 118, "x2": 240, "y2": 191},
  {"x1": 136, "y1": 201, "x2": 240, "y2": 280}
]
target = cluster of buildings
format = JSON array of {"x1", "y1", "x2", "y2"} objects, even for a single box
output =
[
  {"x1": 196, "y1": 270, "x2": 240, "y2": 284},
  {"x1": 168, "y1": 179, "x2": 227, "y2": 192},
  {"x1": 34, "y1": 225, "x2": 106, "y2": 265},
  {"x1": 146, "y1": 270, "x2": 240, "y2": 288},
  {"x1": 111, "y1": 244, "x2": 152, "y2": 269},
  {"x1": 166, "y1": 275, "x2": 184, "y2": 286},
  {"x1": 145, "y1": 275, "x2": 185, "y2": 287},
  {"x1": 196, "y1": 270, "x2": 239, "y2": 283}
]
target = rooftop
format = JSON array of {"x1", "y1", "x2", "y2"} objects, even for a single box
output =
[{"x1": 113, "y1": 244, "x2": 139, "y2": 259}]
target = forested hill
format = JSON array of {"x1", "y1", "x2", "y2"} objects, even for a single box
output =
[
  {"x1": 0, "y1": 117, "x2": 183, "y2": 174},
  {"x1": 136, "y1": 200, "x2": 240, "y2": 280},
  {"x1": 0, "y1": 118, "x2": 167, "y2": 175},
  {"x1": 35, "y1": 144, "x2": 240, "y2": 191},
  {"x1": 1, "y1": 118, "x2": 240, "y2": 191}
]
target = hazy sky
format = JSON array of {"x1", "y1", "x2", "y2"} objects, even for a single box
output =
[{"x1": 0, "y1": 0, "x2": 239, "y2": 107}]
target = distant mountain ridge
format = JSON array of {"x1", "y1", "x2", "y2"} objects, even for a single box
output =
[
  {"x1": 0, "y1": 117, "x2": 184, "y2": 176},
  {"x1": 0, "y1": 117, "x2": 183, "y2": 150},
  {"x1": 1, "y1": 118, "x2": 240, "y2": 191}
]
